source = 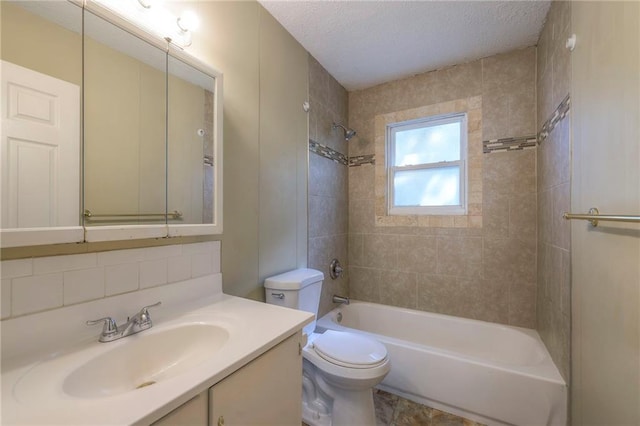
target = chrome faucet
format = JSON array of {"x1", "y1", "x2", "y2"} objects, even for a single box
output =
[
  {"x1": 332, "y1": 295, "x2": 350, "y2": 305},
  {"x1": 86, "y1": 302, "x2": 161, "y2": 342}
]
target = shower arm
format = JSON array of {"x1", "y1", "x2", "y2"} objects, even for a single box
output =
[{"x1": 332, "y1": 122, "x2": 356, "y2": 141}]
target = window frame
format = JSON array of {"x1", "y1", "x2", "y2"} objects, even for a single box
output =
[{"x1": 386, "y1": 112, "x2": 468, "y2": 216}]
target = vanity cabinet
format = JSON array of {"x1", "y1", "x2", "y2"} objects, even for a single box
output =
[
  {"x1": 152, "y1": 332, "x2": 302, "y2": 426},
  {"x1": 209, "y1": 332, "x2": 303, "y2": 426},
  {"x1": 152, "y1": 392, "x2": 208, "y2": 426}
]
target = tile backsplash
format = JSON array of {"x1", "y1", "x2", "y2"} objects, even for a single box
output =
[{"x1": 1, "y1": 241, "x2": 220, "y2": 320}]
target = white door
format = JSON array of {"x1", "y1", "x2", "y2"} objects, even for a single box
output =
[
  {"x1": 571, "y1": 2, "x2": 640, "y2": 424},
  {"x1": 1, "y1": 60, "x2": 80, "y2": 228}
]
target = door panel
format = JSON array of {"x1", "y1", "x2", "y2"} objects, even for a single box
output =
[
  {"x1": 10, "y1": 84, "x2": 58, "y2": 125},
  {"x1": 8, "y1": 138, "x2": 56, "y2": 227},
  {"x1": 1, "y1": 60, "x2": 80, "y2": 228}
]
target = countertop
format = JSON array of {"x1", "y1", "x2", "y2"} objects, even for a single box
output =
[{"x1": 1, "y1": 292, "x2": 313, "y2": 425}]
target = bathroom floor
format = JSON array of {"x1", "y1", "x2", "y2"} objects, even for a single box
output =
[
  {"x1": 373, "y1": 389, "x2": 486, "y2": 426},
  {"x1": 302, "y1": 389, "x2": 486, "y2": 426}
]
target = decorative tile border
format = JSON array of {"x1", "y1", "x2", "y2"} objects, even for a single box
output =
[
  {"x1": 309, "y1": 139, "x2": 348, "y2": 165},
  {"x1": 311, "y1": 95, "x2": 570, "y2": 165},
  {"x1": 308, "y1": 139, "x2": 375, "y2": 167},
  {"x1": 483, "y1": 136, "x2": 537, "y2": 153},
  {"x1": 349, "y1": 154, "x2": 375, "y2": 167},
  {"x1": 538, "y1": 94, "x2": 570, "y2": 144}
]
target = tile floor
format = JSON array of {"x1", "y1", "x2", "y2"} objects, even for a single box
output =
[
  {"x1": 302, "y1": 389, "x2": 486, "y2": 426},
  {"x1": 373, "y1": 389, "x2": 486, "y2": 426}
]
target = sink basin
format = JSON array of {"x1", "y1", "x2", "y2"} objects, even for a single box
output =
[
  {"x1": 14, "y1": 323, "x2": 229, "y2": 401},
  {"x1": 63, "y1": 323, "x2": 229, "y2": 398}
]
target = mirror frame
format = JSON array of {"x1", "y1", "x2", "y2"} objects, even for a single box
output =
[{"x1": 0, "y1": 0, "x2": 223, "y2": 247}]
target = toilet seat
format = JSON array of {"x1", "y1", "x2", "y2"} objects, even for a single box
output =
[{"x1": 311, "y1": 330, "x2": 387, "y2": 369}]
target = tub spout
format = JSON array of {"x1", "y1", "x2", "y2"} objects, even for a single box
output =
[{"x1": 332, "y1": 295, "x2": 350, "y2": 305}]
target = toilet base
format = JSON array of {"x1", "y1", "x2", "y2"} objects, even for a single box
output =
[
  {"x1": 302, "y1": 388, "x2": 376, "y2": 426},
  {"x1": 331, "y1": 386, "x2": 376, "y2": 426},
  {"x1": 302, "y1": 372, "x2": 332, "y2": 426},
  {"x1": 302, "y1": 358, "x2": 378, "y2": 426}
]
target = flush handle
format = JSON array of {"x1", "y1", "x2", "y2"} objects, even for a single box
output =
[{"x1": 271, "y1": 292, "x2": 285, "y2": 300}]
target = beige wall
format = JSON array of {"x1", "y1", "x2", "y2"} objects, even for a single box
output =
[
  {"x1": 0, "y1": 2, "x2": 81, "y2": 86},
  {"x1": 186, "y1": 2, "x2": 309, "y2": 299},
  {"x1": 83, "y1": 36, "x2": 166, "y2": 218},
  {"x1": 186, "y1": 1, "x2": 260, "y2": 298},
  {"x1": 571, "y1": 1, "x2": 640, "y2": 424},
  {"x1": 348, "y1": 47, "x2": 538, "y2": 327},
  {"x1": 257, "y1": 9, "x2": 309, "y2": 291},
  {"x1": 308, "y1": 56, "x2": 349, "y2": 317},
  {"x1": 536, "y1": 0, "x2": 572, "y2": 382}
]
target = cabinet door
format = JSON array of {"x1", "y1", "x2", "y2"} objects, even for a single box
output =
[
  {"x1": 209, "y1": 333, "x2": 302, "y2": 426},
  {"x1": 152, "y1": 391, "x2": 208, "y2": 426}
]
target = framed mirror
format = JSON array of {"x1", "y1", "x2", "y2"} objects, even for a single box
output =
[
  {"x1": 167, "y1": 52, "x2": 222, "y2": 237},
  {"x1": 83, "y1": 2, "x2": 222, "y2": 241},
  {"x1": 0, "y1": 0, "x2": 223, "y2": 247},
  {"x1": 0, "y1": 1, "x2": 84, "y2": 247}
]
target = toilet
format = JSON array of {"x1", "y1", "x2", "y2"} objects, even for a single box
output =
[{"x1": 264, "y1": 268, "x2": 390, "y2": 426}]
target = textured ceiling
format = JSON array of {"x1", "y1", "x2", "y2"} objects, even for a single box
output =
[{"x1": 259, "y1": 1, "x2": 550, "y2": 91}]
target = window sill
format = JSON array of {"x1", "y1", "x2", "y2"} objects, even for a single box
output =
[{"x1": 389, "y1": 207, "x2": 467, "y2": 216}]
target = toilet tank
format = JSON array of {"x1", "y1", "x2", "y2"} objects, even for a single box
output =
[{"x1": 264, "y1": 268, "x2": 324, "y2": 336}]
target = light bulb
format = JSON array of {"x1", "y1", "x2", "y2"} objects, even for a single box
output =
[
  {"x1": 137, "y1": 0, "x2": 153, "y2": 9},
  {"x1": 177, "y1": 10, "x2": 199, "y2": 33}
]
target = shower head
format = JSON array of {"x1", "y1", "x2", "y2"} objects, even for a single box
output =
[{"x1": 332, "y1": 122, "x2": 357, "y2": 141}]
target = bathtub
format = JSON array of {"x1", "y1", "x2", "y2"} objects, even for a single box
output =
[{"x1": 315, "y1": 301, "x2": 567, "y2": 426}]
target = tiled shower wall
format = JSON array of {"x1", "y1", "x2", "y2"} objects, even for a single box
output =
[
  {"x1": 308, "y1": 55, "x2": 349, "y2": 317},
  {"x1": 348, "y1": 47, "x2": 538, "y2": 327},
  {"x1": 536, "y1": 0, "x2": 572, "y2": 382}
]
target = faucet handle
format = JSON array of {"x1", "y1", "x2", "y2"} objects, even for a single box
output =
[
  {"x1": 86, "y1": 317, "x2": 118, "y2": 336},
  {"x1": 141, "y1": 301, "x2": 162, "y2": 312},
  {"x1": 138, "y1": 301, "x2": 162, "y2": 326}
]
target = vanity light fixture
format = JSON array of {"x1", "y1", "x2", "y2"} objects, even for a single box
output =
[{"x1": 91, "y1": 0, "x2": 200, "y2": 48}]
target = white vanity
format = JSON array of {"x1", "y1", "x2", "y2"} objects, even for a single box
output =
[
  {"x1": 1, "y1": 275, "x2": 313, "y2": 425},
  {"x1": 154, "y1": 332, "x2": 302, "y2": 426}
]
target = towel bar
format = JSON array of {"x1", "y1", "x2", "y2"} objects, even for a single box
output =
[{"x1": 563, "y1": 207, "x2": 640, "y2": 227}]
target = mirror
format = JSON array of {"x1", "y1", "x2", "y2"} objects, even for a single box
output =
[
  {"x1": 168, "y1": 55, "x2": 217, "y2": 226},
  {"x1": 83, "y1": 9, "x2": 167, "y2": 226},
  {"x1": 0, "y1": 1, "x2": 83, "y2": 246},
  {"x1": 164, "y1": 49, "x2": 222, "y2": 237},
  {"x1": 0, "y1": 1, "x2": 222, "y2": 247}
]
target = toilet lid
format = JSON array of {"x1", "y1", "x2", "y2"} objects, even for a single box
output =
[{"x1": 312, "y1": 330, "x2": 387, "y2": 368}]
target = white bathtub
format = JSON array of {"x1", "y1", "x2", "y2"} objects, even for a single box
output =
[{"x1": 315, "y1": 301, "x2": 567, "y2": 426}]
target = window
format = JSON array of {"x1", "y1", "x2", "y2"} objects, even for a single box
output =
[{"x1": 387, "y1": 113, "x2": 467, "y2": 215}]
